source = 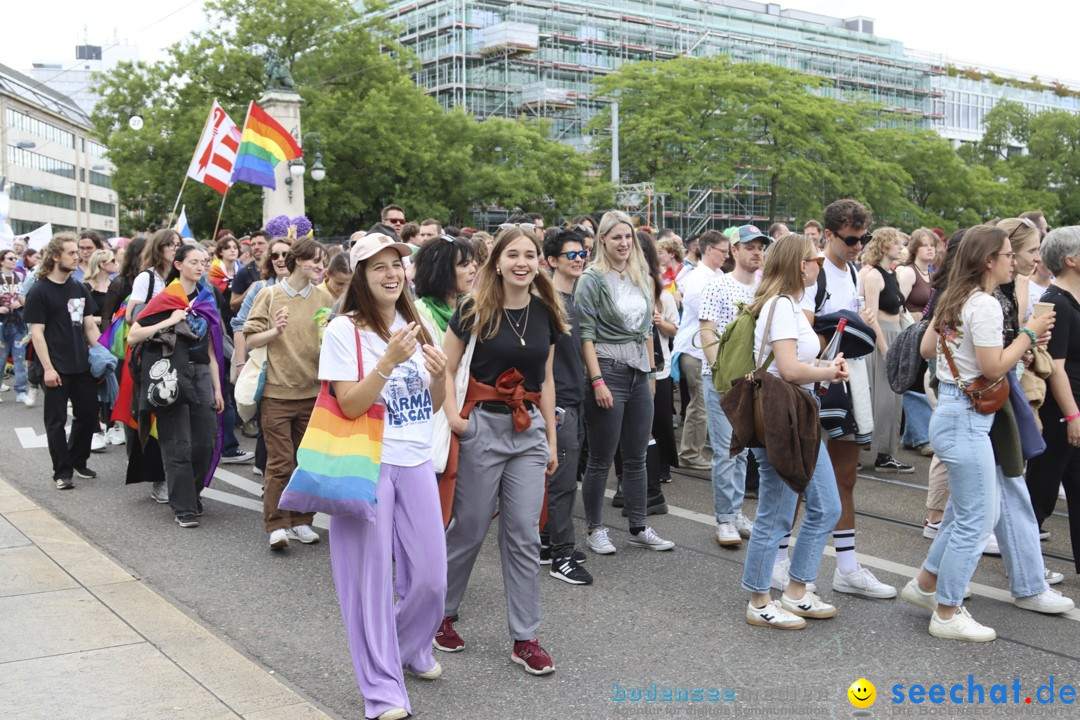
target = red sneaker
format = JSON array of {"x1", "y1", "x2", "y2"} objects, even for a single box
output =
[
  {"x1": 512, "y1": 638, "x2": 555, "y2": 675},
  {"x1": 433, "y1": 616, "x2": 464, "y2": 652}
]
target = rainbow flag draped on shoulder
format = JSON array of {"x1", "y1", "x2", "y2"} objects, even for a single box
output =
[
  {"x1": 230, "y1": 101, "x2": 303, "y2": 190},
  {"x1": 112, "y1": 280, "x2": 226, "y2": 487}
]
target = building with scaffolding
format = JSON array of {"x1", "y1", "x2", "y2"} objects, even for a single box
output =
[{"x1": 374, "y1": 0, "x2": 1077, "y2": 233}]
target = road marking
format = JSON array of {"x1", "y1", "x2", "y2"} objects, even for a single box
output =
[
  {"x1": 209, "y1": 467, "x2": 329, "y2": 530},
  {"x1": 15, "y1": 427, "x2": 49, "y2": 449},
  {"x1": 604, "y1": 489, "x2": 1080, "y2": 622}
]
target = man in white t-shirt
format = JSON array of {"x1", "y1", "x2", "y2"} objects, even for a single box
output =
[
  {"x1": 700, "y1": 225, "x2": 768, "y2": 546},
  {"x1": 803, "y1": 198, "x2": 896, "y2": 601},
  {"x1": 673, "y1": 230, "x2": 729, "y2": 470}
]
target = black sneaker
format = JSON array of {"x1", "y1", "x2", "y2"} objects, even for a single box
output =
[
  {"x1": 55, "y1": 477, "x2": 74, "y2": 490},
  {"x1": 175, "y1": 514, "x2": 199, "y2": 528},
  {"x1": 549, "y1": 556, "x2": 593, "y2": 585},
  {"x1": 611, "y1": 483, "x2": 624, "y2": 508},
  {"x1": 74, "y1": 466, "x2": 97, "y2": 479},
  {"x1": 621, "y1": 493, "x2": 669, "y2": 517},
  {"x1": 539, "y1": 544, "x2": 552, "y2": 565},
  {"x1": 874, "y1": 455, "x2": 914, "y2": 474}
]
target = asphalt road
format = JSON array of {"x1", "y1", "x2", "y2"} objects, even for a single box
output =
[{"x1": 4, "y1": 394, "x2": 1079, "y2": 720}]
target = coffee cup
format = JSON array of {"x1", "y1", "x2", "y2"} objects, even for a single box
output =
[{"x1": 1033, "y1": 301, "x2": 1054, "y2": 318}]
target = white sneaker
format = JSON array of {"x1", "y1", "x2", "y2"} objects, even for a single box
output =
[
  {"x1": 269, "y1": 528, "x2": 289, "y2": 549},
  {"x1": 735, "y1": 513, "x2": 753, "y2": 538},
  {"x1": 900, "y1": 578, "x2": 936, "y2": 614},
  {"x1": 1014, "y1": 588, "x2": 1075, "y2": 614},
  {"x1": 833, "y1": 565, "x2": 897, "y2": 599},
  {"x1": 286, "y1": 524, "x2": 320, "y2": 544},
  {"x1": 745, "y1": 599, "x2": 806, "y2": 630},
  {"x1": 923, "y1": 519, "x2": 940, "y2": 539},
  {"x1": 1039, "y1": 528, "x2": 1051, "y2": 541},
  {"x1": 715, "y1": 522, "x2": 741, "y2": 547},
  {"x1": 23, "y1": 387, "x2": 36, "y2": 407},
  {"x1": 586, "y1": 527, "x2": 617, "y2": 555},
  {"x1": 628, "y1": 526, "x2": 675, "y2": 551},
  {"x1": 780, "y1": 590, "x2": 837, "y2": 619},
  {"x1": 1046, "y1": 568, "x2": 1064, "y2": 585},
  {"x1": 982, "y1": 532, "x2": 1001, "y2": 556},
  {"x1": 150, "y1": 481, "x2": 169, "y2": 504},
  {"x1": 106, "y1": 425, "x2": 126, "y2": 446},
  {"x1": 770, "y1": 558, "x2": 816, "y2": 592},
  {"x1": 15, "y1": 392, "x2": 26, "y2": 404},
  {"x1": 0, "y1": 382, "x2": 10, "y2": 392},
  {"x1": 406, "y1": 660, "x2": 443, "y2": 680},
  {"x1": 929, "y1": 606, "x2": 996, "y2": 642},
  {"x1": 91, "y1": 432, "x2": 108, "y2": 452},
  {"x1": 253, "y1": 466, "x2": 264, "y2": 477}
]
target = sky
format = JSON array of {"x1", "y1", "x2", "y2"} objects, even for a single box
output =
[{"x1": 2, "y1": 0, "x2": 1078, "y2": 84}]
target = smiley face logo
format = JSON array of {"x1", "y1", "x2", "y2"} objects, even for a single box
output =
[{"x1": 848, "y1": 678, "x2": 876, "y2": 709}]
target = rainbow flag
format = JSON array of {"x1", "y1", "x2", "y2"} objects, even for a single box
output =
[
  {"x1": 230, "y1": 101, "x2": 303, "y2": 190},
  {"x1": 98, "y1": 303, "x2": 130, "y2": 360}
]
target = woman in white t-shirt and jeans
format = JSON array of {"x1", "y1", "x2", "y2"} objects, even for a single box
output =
[
  {"x1": 741, "y1": 234, "x2": 848, "y2": 631},
  {"x1": 318, "y1": 235, "x2": 448, "y2": 720},
  {"x1": 905, "y1": 225, "x2": 1055, "y2": 643}
]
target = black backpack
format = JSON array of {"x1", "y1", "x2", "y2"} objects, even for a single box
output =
[{"x1": 814, "y1": 262, "x2": 859, "y2": 314}]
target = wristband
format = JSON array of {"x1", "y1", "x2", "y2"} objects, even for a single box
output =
[
  {"x1": 589, "y1": 375, "x2": 603, "y2": 384},
  {"x1": 648, "y1": 372, "x2": 657, "y2": 380},
  {"x1": 1062, "y1": 412, "x2": 1080, "y2": 423},
  {"x1": 592, "y1": 378, "x2": 606, "y2": 388},
  {"x1": 1018, "y1": 327, "x2": 1038, "y2": 345},
  {"x1": 376, "y1": 367, "x2": 392, "y2": 381}
]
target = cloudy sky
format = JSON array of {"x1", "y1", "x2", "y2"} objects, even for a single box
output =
[{"x1": 3, "y1": 0, "x2": 1076, "y2": 84}]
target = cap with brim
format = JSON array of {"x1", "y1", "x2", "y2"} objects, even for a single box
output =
[
  {"x1": 350, "y1": 233, "x2": 413, "y2": 269},
  {"x1": 736, "y1": 224, "x2": 771, "y2": 247}
]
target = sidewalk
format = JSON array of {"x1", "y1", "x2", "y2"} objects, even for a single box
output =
[{"x1": 0, "y1": 476, "x2": 337, "y2": 720}]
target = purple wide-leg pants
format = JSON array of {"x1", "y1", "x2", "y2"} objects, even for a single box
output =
[{"x1": 329, "y1": 460, "x2": 447, "y2": 719}]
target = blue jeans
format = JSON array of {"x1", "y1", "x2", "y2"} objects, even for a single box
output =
[
  {"x1": 902, "y1": 391, "x2": 932, "y2": 447},
  {"x1": 922, "y1": 383, "x2": 998, "y2": 606},
  {"x1": 704, "y1": 382, "x2": 747, "y2": 523},
  {"x1": 0, "y1": 320, "x2": 28, "y2": 394},
  {"x1": 742, "y1": 439, "x2": 841, "y2": 593}
]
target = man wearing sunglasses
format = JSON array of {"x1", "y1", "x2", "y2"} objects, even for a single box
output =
[{"x1": 799, "y1": 198, "x2": 896, "y2": 602}]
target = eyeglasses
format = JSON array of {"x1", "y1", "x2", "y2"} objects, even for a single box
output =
[
  {"x1": 499, "y1": 222, "x2": 537, "y2": 233},
  {"x1": 560, "y1": 250, "x2": 589, "y2": 261},
  {"x1": 993, "y1": 251, "x2": 1017, "y2": 260},
  {"x1": 837, "y1": 232, "x2": 873, "y2": 247},
  {"x1": 165, "y1": 242, "x2": 180, "y2": 249},
  {"x1": 385, "y1": 217, "x2": 406, "y2": 225},
  {"x1": 804, "y1": 256, "x2": 826, "y2": 267}
]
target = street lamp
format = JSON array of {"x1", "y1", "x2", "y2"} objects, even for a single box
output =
[{"x1": 283, "y1": 132, "x2": 326, "y2": 204}]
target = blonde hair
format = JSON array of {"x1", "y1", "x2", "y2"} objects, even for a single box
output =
[
  {"x1": 87, "y1": 248, "x2": 115, "y2": 280},
  {"x1": 747, "y1": 234, "x2": 814, "y2": 318},
  {"x1": 592, "y1": 210, "x2": 651, "y2": 294},
  {"x1": 861, "y1": 227, "x2": 904, "y2": 268},
  {"x1": 656, "y1": 236, "x2": 684, "y2": 264},
  {"x1": 997, "y1": 218, "x2": 1041, "y2": 255}
]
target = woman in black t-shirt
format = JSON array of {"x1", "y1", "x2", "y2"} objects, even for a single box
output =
[
  {"x1": 128, "y1": 245, "x2": 224, "y2": 528},
  {"x1": 438, "y1": 225, "x2": 568, "y2": 675}
]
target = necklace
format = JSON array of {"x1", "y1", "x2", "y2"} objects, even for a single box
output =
[
  {"x1": 915, "y1": 263, "x2": 931, "y2": 280},
  {"x1": 611, "y1": 263, "x2": 628, "y2": 280},
  {"x1": 503, "y1": 302, "x2": 530, "y2": 346}
]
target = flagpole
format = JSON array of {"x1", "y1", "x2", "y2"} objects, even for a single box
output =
[
  {"x1": 212, "y1": 185, "x2": 231, "y2": 241},
  {"x1": 166, "y1": 176, "x2": 189, "y2": 229}
]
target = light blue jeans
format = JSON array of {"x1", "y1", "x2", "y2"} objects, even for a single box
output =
[
  {"x1": 0, "y1": 320, "x2": 28, "y2": 395},
  {"x1": 704, "y1": 382, "x2": 747, "y2": 523},
  {"x1": 742, "y1": 439, "x2": 841, "y2": 594},
  {"x1": 901, "y1": 391, "x2": 932, "y2": 447},
  {"x1": 921, "y1": 383, "x2": 999, "y2": 606}
]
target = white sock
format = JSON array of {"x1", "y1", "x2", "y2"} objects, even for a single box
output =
[
  {"x1": 834, "y1": 530, "x2": 857, "y2": 575},
  {"x1": 775, "y1": 534, "x2": 791, "y2": 564}
]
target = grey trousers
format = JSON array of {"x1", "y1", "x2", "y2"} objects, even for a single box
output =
[
  {"x1": 582, "y1": 359, "x2": 654, "y2": 529},
  {"x1": 678, "y1": 354, "x2": 709, "y2": 464},
  {"x1": 444, "y1": 405, "x2": 549, "y2": 641},
  {"x1": 869, "y1": 318, "x2": 903, "y2": 456},
  {"x1": 545, "y1": 403, "x2": 583, "y2": 557}
]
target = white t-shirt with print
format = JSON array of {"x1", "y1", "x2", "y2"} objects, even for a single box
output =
[
  {"x1": 699, "y1": 273, "x2": 760, "y2": 378},
  {"x1": 754, "y1": 295, "x2": 820, "y2": 392},
  {"x1": 319, "y1": 313, "x2": 435, "y2": 467},
  {"x1": 936, "y1": 291, "x2": 1003, "y2": 385}
]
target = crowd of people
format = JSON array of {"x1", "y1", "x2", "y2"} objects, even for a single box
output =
[{"x1": 10, "y1": 198, "x2": 1079, "y2": 720}]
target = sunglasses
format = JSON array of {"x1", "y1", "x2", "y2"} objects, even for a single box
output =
[
  {"x1": 385, "y1": 217, "x2": 406, "y2": 225},
  {"x1": 804, "y1": 256, "x2": 826, "y2": 267},
  {"x1": 499, "y1": 222, "x2": 537, "y2": 233},
  {"x1": 270, "y1": 251, "x2": 287, "y2": 260},
  {"x1": 836, "y1": 232, "x2": 873, "y2": 247},
  {"x1": 560, "y1": 250, "x2": 589, "y2": 261}
]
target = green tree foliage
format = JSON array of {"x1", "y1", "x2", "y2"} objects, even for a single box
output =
[{"x1": 92, "y1": 0, "x2": 605, "y2": 237}]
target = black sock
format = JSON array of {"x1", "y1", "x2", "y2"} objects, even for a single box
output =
[{"x1": 630, "y1": 526, "x2": 645, "y2": 535}]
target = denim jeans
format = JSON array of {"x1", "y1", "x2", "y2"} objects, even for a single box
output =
[
  {"x1": 742, "y1": 439, "x2": 841, "y2": 593},
  {"x1": 582, "y1": 358, "x2": 654, "y2": 529},
  {"x1": 921, "y1": 383, "x2": 998, "y2": 607},
  {"x1": 704, "y1": 382, "x2": 747, "y2": 523},
  {"x1": 0, "y1": 320, "x2": 28, "y2": 394},
  {"x1": 901, "y1": 391, "x2": 932, "y2": 447}
]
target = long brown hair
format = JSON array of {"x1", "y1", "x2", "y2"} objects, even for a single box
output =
[
  {"x1": 341, "y1": 250, "x2": 432, "y2": 346},
  {"x1": 747, "y1": 234, "x2": 813, "y2": 318},
  {"x1": 932, "y1": 225, "x2": 1007, "y2": 334},
  {"x1": 38, "y1": 232, "x2": 77, "y2": 280},
  {"x1": 141, "y1": 229, "x2": 178, "y2": 276},
  {"x1": 459, "y1": 226, "x2": 569, "y2": 340}
]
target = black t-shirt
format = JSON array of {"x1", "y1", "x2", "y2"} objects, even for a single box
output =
[
  {"x1": 553, "y1": 291, "x2": 585, "y2": 405},
  {"x1": 231, "y1": 261, "x2": 259, "y2": 299},
  {"x1": 138, "y1": 289, "x2": 211, "y2": 364},
  {"x1": 873, "y1": 266, "x2": 905, "y2": 315},
  {"x1": 1042, "y1": 285, "x2": 1080, "y2": 407},
  {"x1": 24, "y1": 276, "x2": 93, "y2": 375},
  {"x1": 84, "y1": 282, "x2": 107, "y2": 320},
  {"x1": 449, "y1": 296, "x2": 559, "y2": 393}
]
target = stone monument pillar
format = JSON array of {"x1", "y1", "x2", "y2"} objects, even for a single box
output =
[{"x1": 260, "y1": 88, "x2": 305, "y2": 228}]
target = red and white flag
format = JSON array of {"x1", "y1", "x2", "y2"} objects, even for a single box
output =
[{"x1": 186, "y1": 101, "x2": 240, "y2": 195}]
